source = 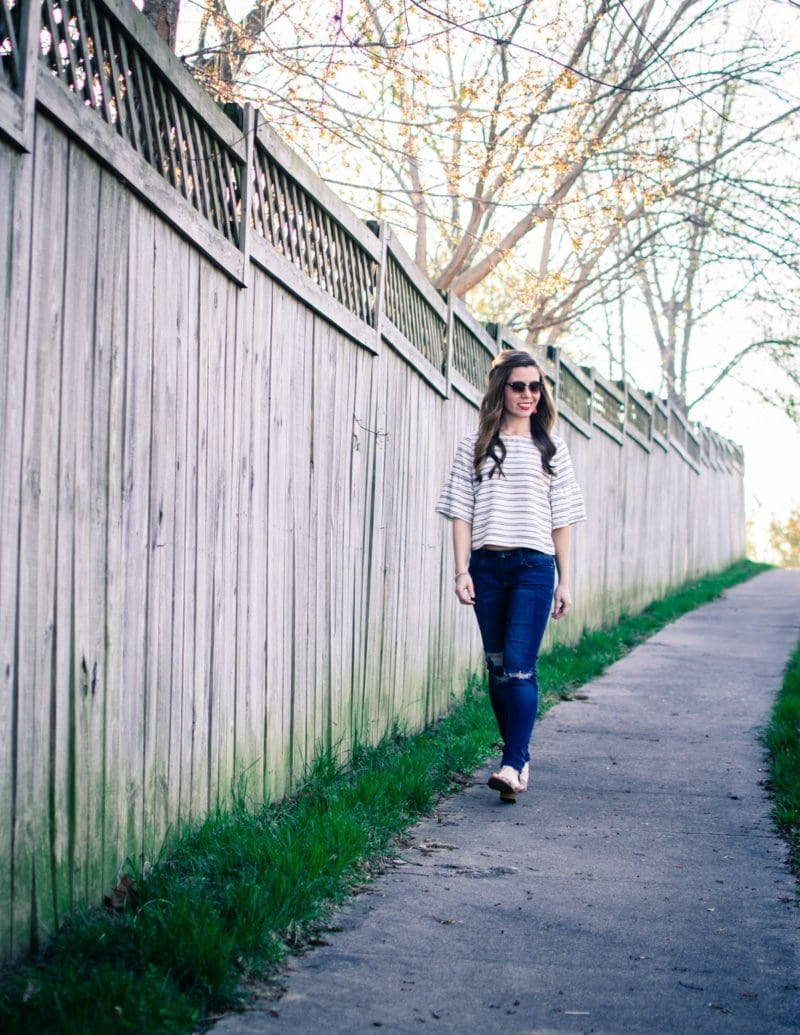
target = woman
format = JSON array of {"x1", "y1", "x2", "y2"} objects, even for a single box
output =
[{"x1": 436, "y1": 349, "x2": 586, "y2": 802}]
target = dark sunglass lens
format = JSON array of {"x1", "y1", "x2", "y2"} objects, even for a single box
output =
[{"x1": 506, "y1": 380, "x2": 542, "y2": 393}]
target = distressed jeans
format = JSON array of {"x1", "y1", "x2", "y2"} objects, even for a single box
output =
[{"x1": 469, "y1": 547, "x2": 556, "y2": 773}]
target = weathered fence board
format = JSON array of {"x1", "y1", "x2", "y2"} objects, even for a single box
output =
[
  {"x1": 0, "y1": 144, "x2": 32, "y2": 959},
  {"x1": 0, "y1": 0, "x2": 746, "y2": 961}
]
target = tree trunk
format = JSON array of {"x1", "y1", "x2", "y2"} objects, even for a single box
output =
[{"x1": 142, "y1": 0, "x2": 180, "y2": 51}]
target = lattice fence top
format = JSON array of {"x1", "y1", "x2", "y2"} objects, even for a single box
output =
[
  {"x1": 452, "y1": 314, "x2": 492, "y2": 392},
  {"x1": 40, "y1": 0, "x2": 244, "y2": 245},
  {"x1": 652, "y1": 400, "x2": 669, "y2": 438},
  {"x1": 627, "y1": 391, "x2": 652, "y2": 439},
  {"x1": 593, "y1": 379, "x2": 624, "y2": 428},
  {"x1": 1, "y1": 0, "x2": 21, "y2": 90},
  {"x1": 251, "y1": 138, "x2": 377, "y2": 327},
  {"x1": 558, "y1": 363, "x2": 591, "y2": 425},
  {"x1": 670, "y1": 410, "x2": 688, "y2": 448},
  {"x1": 384, "y1": 251, "x2": 447, "y2": 374}
]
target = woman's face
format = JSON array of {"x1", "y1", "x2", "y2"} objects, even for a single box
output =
[{"x1": 502, "y1": 365, "x2": 543, "y2": 421}]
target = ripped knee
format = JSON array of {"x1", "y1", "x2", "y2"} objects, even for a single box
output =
[{"x1": 485, "y1": 652, "x2": 533, "y2": 682}]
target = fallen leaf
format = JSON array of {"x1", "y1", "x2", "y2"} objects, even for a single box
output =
[
  {"x1": 104, "y1": 874, "x2": 137, "y2": 912},
  {"x1": 417, "y1": 840, "x2": 459, "y2": 853}
]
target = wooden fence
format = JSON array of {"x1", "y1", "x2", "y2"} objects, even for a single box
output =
[{"x1": 0, "y1": 0, "x2": 744, "y2": 960}]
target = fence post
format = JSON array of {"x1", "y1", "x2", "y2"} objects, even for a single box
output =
[
  {"x1": 0, "y1": 0, "x2": 40, "y2": 151},
  {"x1": 619, "y1": 379, "x2": 628, "y2": 436},
  {"x1": 586, "y1": 365, "x2": 596, "y2": 428},
  {"x1": 239, "y1": 103, "x2": 257, "y2": 278},
  {"x1": 20, "y1": 0, "x2": 40, "y2": 150},
  {"x1": 443, "y1": 290, "x2": 454, "y2": 397},
  {"x1": 369, "y1": 219, "x2": 388, "y2": 356}
]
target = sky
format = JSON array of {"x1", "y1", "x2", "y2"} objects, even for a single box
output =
[{"x1": 697, "y1": 390, "x2": 799, "y2": 561}]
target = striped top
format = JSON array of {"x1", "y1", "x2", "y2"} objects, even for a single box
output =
[{"x1": 435, "y1": 431, "x2": 586, "y2": 554}]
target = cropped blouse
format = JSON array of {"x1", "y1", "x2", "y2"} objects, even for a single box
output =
[{"x1": 435, "y1": 431, "x2": 586, "y2": 554}]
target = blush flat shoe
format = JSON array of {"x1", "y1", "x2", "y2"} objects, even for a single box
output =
[{"x1": 487, "y1": 765, "x2": 522, "y2": 796}]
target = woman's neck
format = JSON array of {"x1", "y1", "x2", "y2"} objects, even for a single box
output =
[{"x1": 500, "y1": 416, "x2": 531, "y2": 437}]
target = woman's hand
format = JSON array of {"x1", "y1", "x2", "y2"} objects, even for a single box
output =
[
  {"x1": 455, "y1": 572, "x2": 475, "y2": 605},
  {"x1": 552, "y1": 583, "x2": 572, "y2": 619}
]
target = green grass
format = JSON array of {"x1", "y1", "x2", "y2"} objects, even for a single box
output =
[
  {"x1": 0, "y1": 558, "x2": 768, "y2": 1033},
  {"x1": 766, "y1": 640, "x2": 800, "y2": 875}
]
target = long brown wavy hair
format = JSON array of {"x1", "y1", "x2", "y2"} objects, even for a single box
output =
[{"x1": 474, "y1": 349, "x2": 557, "y2": 480}]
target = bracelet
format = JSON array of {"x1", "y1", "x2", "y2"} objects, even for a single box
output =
[{"x1": 454, "y1": 571, "x2": 469, "y2": 581}]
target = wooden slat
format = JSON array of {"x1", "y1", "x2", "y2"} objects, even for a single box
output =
[
  {"x1": 117, "y1": 203, "x2": 155, "y2": 872},
  {"x1": 189, "y1": 265, "x2": 214, "y2": 814},
  {"x1": 183, "y1": 107, "x2": 210, "y2": 226},
  {"x1": 263, "y1": 285, "x2": 294, "y2": 798},
  {"x1": 13, "y1": 115, "x2": 70, "y2": 951},
  {"x1": 152, "y1": 75, "x2": 179, "y2": 192},
  {"x1": 251, "y1": 149, "x2": 270, "y2": 243},
  {"x1": 197, "y1": 121, "x2": 226, "y2": 237},
  {"x1": 116, "y1": 34, "x2": 143, "y2": 156},
  {"x1": 249, "y1": 275, "x2": 273, "y2": 801},
  {"x1": 290, "y1": 302, "x2": 314, "y2": 777},
  {"x1": 135, "y1": 52, "x2": 164, "y2": 174},
  {"x1": 292, "y1": 176, "x2": 316, "y2": 283},
  {"x1": 84, "y1": 0, "x2": 116, "y2": 127},
  {"x1": 214, "y1": 276, "x2": 237, "y2": 807},
  {"x1": 162, "y1": 84, "x2": 190, "y2": 201},
  {"x1": 88, "y1": 171, "x2": 124, "y2": 901},
  {"x1": 231, "y1": 268, "x2": 267, "y2": 800},
  {"x1": 175, "y1": 247, "x2": 200, "y2": 822},
  {"x1": 218, "y1": 145, "x2": 241, "y2": 247},
  {"x1": 0, "y1": 135, "x2": 33, "y2": 958},
  {"x1": 71, "y1": 0, "x2": 96, "y2": 108},
  {"x1": 58, "y1": 140, "x2": 104, "y2": 915},
  {"x1": 99, "y1": 8, "x2": 129, "y2": 142},
  {"x1": 91, "y1": 169, "x2": 128, "y2": 901},
  {"x1": 141, "y1": 221, "x2": 181, "y2": 855}
]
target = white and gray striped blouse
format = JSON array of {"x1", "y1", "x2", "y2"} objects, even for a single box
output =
[{"x1": 435, "y1": 431, "x2": 586, "y2": 554}]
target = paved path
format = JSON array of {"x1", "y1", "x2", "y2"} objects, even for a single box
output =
[{"x1": 212, "y1": 569, "x2": 800, "y2": 1035}]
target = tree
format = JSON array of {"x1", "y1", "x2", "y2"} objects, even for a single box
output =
[
  {"x1": 176, "y1": 0, "x2": 800, "y2": 412},
  {"x1": 610, "y1": 74, "x2": 800, "y2": 413},
  {"x1": 142, "y1": 0, "x2": 180, "y2": 49},
  {"x1": 769, "y1": 506, "x2": 800, "y2": 568}
]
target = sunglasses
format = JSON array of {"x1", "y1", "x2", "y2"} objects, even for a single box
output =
[{"x1": 505, "y1": 379, "x2": 543, "y2": 394}]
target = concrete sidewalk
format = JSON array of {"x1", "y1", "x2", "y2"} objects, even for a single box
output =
[{"x1": 212, "y1": 569, "x2": 800, "y2": 1035}]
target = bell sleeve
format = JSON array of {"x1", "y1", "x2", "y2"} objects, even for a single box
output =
[
  {"x1": 435, "y1": 437, "x2": 476, "y2": 524},
  {"x1": 549, "y1": 439, "x2": 586, "y2": 529}
]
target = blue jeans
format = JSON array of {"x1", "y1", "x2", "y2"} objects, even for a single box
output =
[{"x1": 469, "y1": 548, "x2": 555, "y2": 772}]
